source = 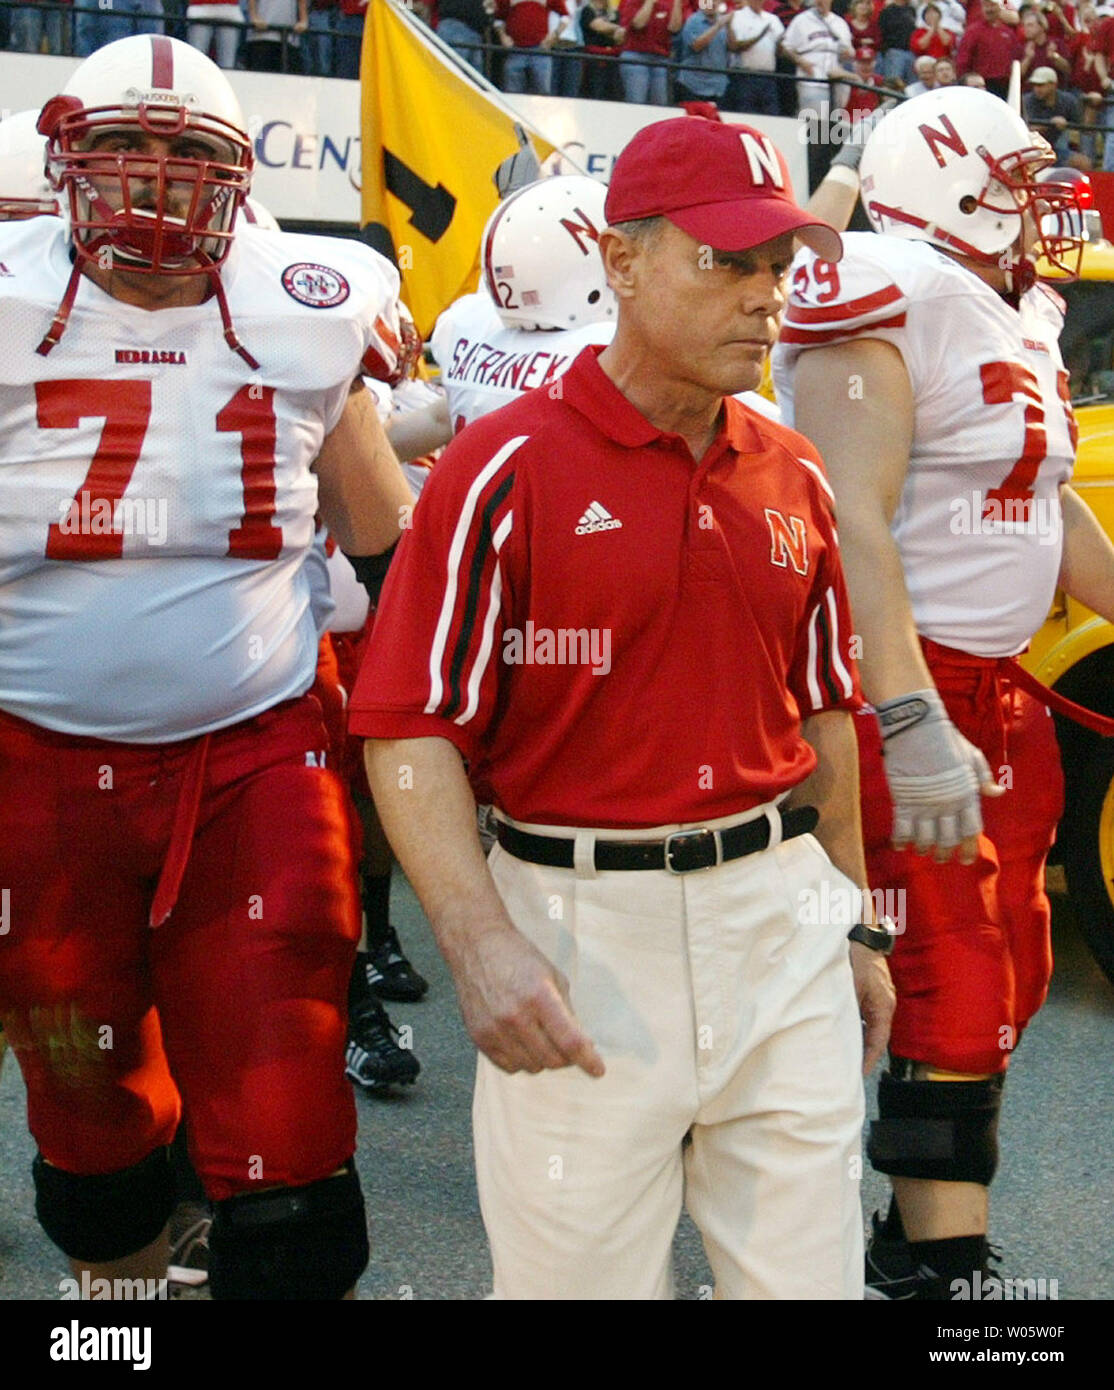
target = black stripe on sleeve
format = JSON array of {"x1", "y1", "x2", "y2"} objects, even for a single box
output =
[{"x1": 442, "y1": 471, "x2": 515, "y2": 721}]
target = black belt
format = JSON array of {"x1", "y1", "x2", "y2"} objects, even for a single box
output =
[{"x1": 495, "y1": 805, "x2": 819, "y2": 875}]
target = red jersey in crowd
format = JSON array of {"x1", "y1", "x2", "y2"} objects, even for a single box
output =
[
  {"x1": 910, "y1": 24, "x2": 956, "y2": 58},
  {"x1": 497, "y1": 0, "x2": 566, "y2": 46},
  {"x1": 956, "y1": 15, "x2": 1023, "y2": 82},
  {"x1": 619, "y1": 0, "x2": 680, "y2": 56}
]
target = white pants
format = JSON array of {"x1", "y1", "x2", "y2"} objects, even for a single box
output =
[{"x1": 475, "y1": 805, "x2": 866, "y2": 1300}]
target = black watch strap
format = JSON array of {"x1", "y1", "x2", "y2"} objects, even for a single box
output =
[{"x1": 848, "y1": 920, "x2": 897, "y2": 956}]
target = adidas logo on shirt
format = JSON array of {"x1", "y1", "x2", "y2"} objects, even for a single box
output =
[{"x1": 575, "y1": 501, "x2": 623, "y2": 536}]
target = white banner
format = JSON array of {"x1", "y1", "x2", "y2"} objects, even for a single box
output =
[
  {"x1": 1, "y1": 52, "x2": 809, "y2": 223},
  {"x1": 509, "y1": 94, "x2": 810, "y2": 200}
]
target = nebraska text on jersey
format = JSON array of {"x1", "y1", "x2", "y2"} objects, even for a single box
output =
[{"x1": 115, "y1": 349, "x2": 187, "y2": 365}]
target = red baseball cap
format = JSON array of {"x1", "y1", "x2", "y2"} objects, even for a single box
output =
[{"x1": 604, "y1": 117, "x2": 842, "y2": 261}]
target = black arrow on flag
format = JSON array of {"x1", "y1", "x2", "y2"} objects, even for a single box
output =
[{"x1": 383, "y1": 150, "x2": 456, "y2": 242}]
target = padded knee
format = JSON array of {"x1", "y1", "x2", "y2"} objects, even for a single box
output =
[
  {"x1": 208, "y1": 1161, "x2": 368, "y2": 1300},
  {"x1": 32, "y1": 1147, "x2": 175, "y2": 1263},
  {"x1": 867, "y1": 1069, "x2": 1004, "y2": 1186}
]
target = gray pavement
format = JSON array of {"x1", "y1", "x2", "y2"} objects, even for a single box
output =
[{"x1": 0, "y1": 879, "x2": 1111, "y2": 1300}]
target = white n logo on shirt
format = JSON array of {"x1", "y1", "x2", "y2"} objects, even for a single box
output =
[
  {"x1": 739, "y1": 132, "x2": 784, "y2": 189},
  {"x1": 765, "y1": 508, "x2": 809, "y2": 575}
]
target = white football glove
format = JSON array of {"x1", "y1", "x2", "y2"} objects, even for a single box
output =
[{"x1": 875, "y1": 689, "x2": 993, "y2": 853}]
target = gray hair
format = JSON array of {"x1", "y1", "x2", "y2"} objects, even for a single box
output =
[{"x1": 607, "y1": 216, "x2": 667, "y2": 244}]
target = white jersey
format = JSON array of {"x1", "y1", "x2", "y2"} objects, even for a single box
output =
[
  {"x1": 782, "y1": 9, "x2": 852, "y2": 92},
  {"x1": 772, "y1": 233, "x2": 1077, "y2": 658},
  {"x1": 432, "y1": 289, "x2": 780, "y2": 429},
  {"x1": 430, "y1": 290, "x2": 614, "y2": 431},
  {"x1": 0, "y1": 218, "x2": 403, "y2": 740}
]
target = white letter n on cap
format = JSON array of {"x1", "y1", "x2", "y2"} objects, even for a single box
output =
[{"x1": 739, "y1": 132, "x2": 784, "y2": 189}]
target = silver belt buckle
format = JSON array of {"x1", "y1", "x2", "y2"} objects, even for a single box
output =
[{"x1": 663, "y1": 827, "x2": 723, "y2": 874}]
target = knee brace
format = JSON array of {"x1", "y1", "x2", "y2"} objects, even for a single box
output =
[
  {"x1": 208, "y1": 1161, "x2": 369, "y2": 1301},
  {"x1": 32, "y1": 1147, "x2": 175, "y2": 1263},
  {"x1": 867, "y1": 1068, "x2": 1004, "y2": 1186}
]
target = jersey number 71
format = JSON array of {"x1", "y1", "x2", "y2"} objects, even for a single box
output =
[{"x1": 41, "y1": 379, "x2": 284, "y2": 562}]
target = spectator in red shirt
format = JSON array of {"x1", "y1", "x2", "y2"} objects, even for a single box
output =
[
  {"x1": 1018, "y1": 5, "x2": 1072, "y2": 80},
  {"x1": 847, "y1": 0, "x2": 881, "y2": 51},
  {"x1": 1040, "y1": 0, "x2": 1077, "y2": 43},
  {"x1": 619, "y1": 0, "x2": 685, "y2": 103},
  {"x1": 911, "y1": 3, "x2": 957, "y2": 59},
  {"x1": 956, "y1": 0, "x2": 1023, "y2": 96},
  {"x1": 495, "y1": 0, "x2": 566, "y2": 92},
  {"x1": 962, "y1": 0, "x2": 1018, "y2": 23},
  {"x1": 1068, "y1": 0, "x2": 1104, "y2": 158}
]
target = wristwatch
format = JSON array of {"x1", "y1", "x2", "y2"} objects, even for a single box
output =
[{"x1": 847, "y1": 917, "x2": 898, "y2": 955}]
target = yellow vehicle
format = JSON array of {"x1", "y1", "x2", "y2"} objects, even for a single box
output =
[{"x1": 1027, "y1": 236, "x2": 1114, "y2": 982}]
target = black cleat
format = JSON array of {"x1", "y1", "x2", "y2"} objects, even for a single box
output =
[
  {"x1": 365, "y1": 928, "x2": 429, "y2": 1003},
  {"x1": 864, "y1": 1212, "x2": 946, "y2": 1300},
  {"x1": 345, "y1": 993, "x2": 420, "y2": 1094}
]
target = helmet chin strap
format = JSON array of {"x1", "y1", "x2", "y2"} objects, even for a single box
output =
[
  {"x1": 1001, "y1": 253, "x2": 1036, "y2": 298},
  {"x1": 37, "y1": 234, "x2": 259, "y2": 369}
]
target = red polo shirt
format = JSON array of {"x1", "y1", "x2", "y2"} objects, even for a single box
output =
[{"x1": 349, "y1": 347, "x2": 860, "y2": 828}]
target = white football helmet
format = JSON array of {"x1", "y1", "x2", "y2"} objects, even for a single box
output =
[
  {"x1": 38, "y1": 34, "x2": 253, "y2": 275},
  {"x1": 481, "y1": 175, "x2": 616, "y2": 331},
  {"x1": 0, "y1": 110, "x2": 58, "y2": 220},
  {"x1": 859, "y1": 86, "x2": 1083, "y2": 285}
]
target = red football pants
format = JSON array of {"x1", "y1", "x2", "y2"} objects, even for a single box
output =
[
  {"x1": 858, "y1": 641, "x2": 1065, "y2": 1075},
  {"x1": 0, "y1": 697, "x2": 360, "y2": 1201}
]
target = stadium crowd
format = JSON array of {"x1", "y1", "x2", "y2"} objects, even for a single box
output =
[
  {"x1": 5, "y1": 0, "x2": 1114, "y2": 162},
  {"x1": 3, "y1": 0, "x2": 1114, "y2": 164}
]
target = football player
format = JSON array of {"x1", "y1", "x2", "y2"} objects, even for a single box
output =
[
  {"x1": 0, "y1": 36, "x2": 415, "y2": 1300},
  {"x1": 430, "y1": 175, "x2": 619, "y2": 432},
  {"x1": 773, "y1": 87, "x2": 1114, "y2": 1298},
  {"x1": 0, "y1": 108, "x2": 60, "y2": 1090}
]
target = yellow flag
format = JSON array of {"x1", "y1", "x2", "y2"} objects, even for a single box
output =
[{"x1": 360, "y1": 0, "x2": 557, "y2": 337}]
